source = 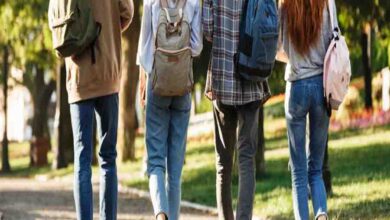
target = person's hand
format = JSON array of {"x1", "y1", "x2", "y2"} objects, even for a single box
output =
[
  {"x1": 205, "y1": 36, "x2": 213, "y2": 42},
  {"x1": 71, "y1": 54, "x2": 79, "y2": 62},
  {"x1": 276, "y1": 50, "x2": 289, "y2": 63},
  {"x1": 120, "y1": 18, "x2": 127, "y2": 31},
  {"x1": 205, "y1": 91, "x2": 214, "y2": 100},
  {"x1": 139, "y1": 67, "x2": 147, "y2": 109}
]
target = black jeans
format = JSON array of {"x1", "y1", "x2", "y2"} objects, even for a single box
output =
[{"x1": 213, "y1": 100, "x2": 260, "y2": 220}]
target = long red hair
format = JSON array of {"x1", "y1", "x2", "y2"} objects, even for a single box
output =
[{"x1": 282, "y1": 0, "x2": 327, "y2": 55}]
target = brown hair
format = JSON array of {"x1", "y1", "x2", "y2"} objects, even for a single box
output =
[{"x1": 282, "y1": 0, "x2": 327, "y2": 55}]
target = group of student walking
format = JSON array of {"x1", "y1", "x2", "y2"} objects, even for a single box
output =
[{"x1": 50, "y1": 0, "x2": 343, "y2": 219}]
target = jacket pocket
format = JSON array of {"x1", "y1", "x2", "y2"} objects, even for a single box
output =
[
  {"x1": 256, "y1": 26, "x2": 278, "y2": 65},
  {"x1": 67, "y1": 55, "x2": 96, "y2": 88}
]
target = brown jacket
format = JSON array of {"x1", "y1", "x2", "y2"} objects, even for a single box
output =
[{"x1": 64, "y1": 0, "x2": 134, "y2": 103}]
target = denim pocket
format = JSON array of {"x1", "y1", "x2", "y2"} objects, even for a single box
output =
[{"x1": 287, "y1": 83, "x2": 308, "y2": 118}]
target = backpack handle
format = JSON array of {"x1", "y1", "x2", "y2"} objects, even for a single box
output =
[
  {"x1": 160, "y1": 0, "x2": 187, "y2": 20},
  {"x1": 160, "y1": 0, "x2": 187, "y2": 10}
]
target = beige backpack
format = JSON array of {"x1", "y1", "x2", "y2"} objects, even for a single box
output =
[
  {"x1": 152, "y1": 0, "x2": 193, "y2": 96},
  {"x1": 323, "y1": 0, "x2": 352, "y2": 114}
]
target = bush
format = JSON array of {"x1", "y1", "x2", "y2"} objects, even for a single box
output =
[
  {"x1": 335, "y1": 86, "x2": 364, "y2": 123},
  {"x1": 372, "y1": 72, "x2": 383, "y2": 109}
]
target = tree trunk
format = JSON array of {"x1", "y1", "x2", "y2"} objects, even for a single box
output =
[
  {"x1": 53, "y1": 64, "x2": 73, "y2": 169},
  {"x1": 362, "y1": 23, "x2": 373, "y2": 110},
  {"x1": 1, "y1": 45, "x2": 11, "y2": 173},
  {"x1": 256, "y1": 104, "x2": 266, "y2": 178},
  {"x1": 117, "y1": 3, "x2": 141, "y2": 162},
  {"x1": 30, "y1": 66, "x2": 55, "y2": 167}
]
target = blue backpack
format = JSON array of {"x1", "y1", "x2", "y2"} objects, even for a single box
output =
[{"x1": 237, "y1": 0, "x2": 279, "y2": 82}]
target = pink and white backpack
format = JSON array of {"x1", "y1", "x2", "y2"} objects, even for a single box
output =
[{"x1": 323, "y1": 0, "x2": 352, "y2": 114}]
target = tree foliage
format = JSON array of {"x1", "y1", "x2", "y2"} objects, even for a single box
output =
[
  {"x1": 0, "y1": 0, "x2": 55, "y2": 69},
  {"x1": 1, "y1": 0, "x2": 57, "y2": 167},
  {"x1": 337, "y1": 0, "x2": 390, "y2": 74}
]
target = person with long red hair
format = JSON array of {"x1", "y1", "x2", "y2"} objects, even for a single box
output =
[{"x1": 277, "y1": 0, "x2": 339, "y2": 219}]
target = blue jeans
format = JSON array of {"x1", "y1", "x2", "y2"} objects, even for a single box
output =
[
  {"x1": 285, "y1": 75, "x2": 329, "y2": 220},
  {"x1": 145, "y1": 80, "x2": 191, "y2": 220},
  {"x1": 70, "y1": 94, "x2": 119, "y2": 220}
]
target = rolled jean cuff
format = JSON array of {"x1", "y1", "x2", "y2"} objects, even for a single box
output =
[{"x1": 315, "y1": 212, "x2": 328, "y2": 220}]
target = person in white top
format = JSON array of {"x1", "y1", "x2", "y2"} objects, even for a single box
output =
[
  {"x1": 136, "y1": 0, "x2": 202, "y2": 220},
  {"x1": 137, "y1": 0, "x2": 203, "y2": 74}
]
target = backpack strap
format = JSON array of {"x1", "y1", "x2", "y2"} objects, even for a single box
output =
[
  {"x1": 176, "y1": 0, "x2": 187, "y2": 19},
  {"x1": 327, "y1": 0, "x2": 339, "y2": 34},
  {"x1": 240, "y1": 0, "x2": 250, "y2": 35},
  {"x1": 161, "y1": 0, "x2": 186, "y2": 26},
  {"x1": 161, "y1": 0, "x2": 174, "y2": 24},
  {"x1": 176, "y1": 0, "x2": 187, "y2": 10},
  {"x1": 160, "y1": 0, "x2": 168, "y2": 9}
]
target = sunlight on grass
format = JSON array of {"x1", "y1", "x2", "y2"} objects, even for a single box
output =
[
  {"x1": 251, "y1": 126, "x2": 390, "y2": 219},
  {"x1": 264, "y1": 117, "x2": 286, "y2": 139},
  {"x1": 123, "y1": 124, "x2": 390, "y2": 219},
  {"x1": 329, "y1": 180, "x2": 390, "y2": 219},
  {"x1": 4, "y1": 142, "x2": 52, "y2": 177},
  {"x1": 4, "y1": 141, "x2": 73, "y2": 178},
  {"x1": 5, "y1": 123, "x2": 390, "y2": 219},
  {"x1": 329, "y1": 129, "x2": 390, "y2": 150}
]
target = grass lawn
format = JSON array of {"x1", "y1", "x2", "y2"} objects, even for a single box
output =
[
  {"x1": 3, "y1": 122, "x2": 390, "y2": 219},
  {"x1": 1, "y1": 142, "x2": 74, "y2": 178},
  {"x1": 122, "y1": 123, "x2": 390, "y2": 220}
]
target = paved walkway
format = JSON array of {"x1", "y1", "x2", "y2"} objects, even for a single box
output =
[{"x1": 0, "y1": 177, "x2": 217, "y2": 220}]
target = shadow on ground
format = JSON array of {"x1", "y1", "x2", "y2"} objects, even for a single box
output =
[
  {"x1": 0, "y1": 189, "x2": 153, "y2": 220},
  {"x1": 181, "y1": 129, "x2": 390, "y2": 219}
]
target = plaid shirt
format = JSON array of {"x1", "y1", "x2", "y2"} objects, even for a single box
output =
[{"x1": 203, "y1": 0, "x2": 271, "y2": 105}]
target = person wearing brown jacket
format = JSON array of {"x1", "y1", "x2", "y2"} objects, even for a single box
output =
[{"x1": 62, "y1": 0, "x2": 134, "y2": 219}]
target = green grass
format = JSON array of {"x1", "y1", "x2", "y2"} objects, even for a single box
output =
[
  {"x1": 253, "y1": 125, "x2": 390, "y2": 219},
  {"x1": 264, "y1": 100, "x2": 285, "y2": 119},
  {"x1": 2, "y1": 142, "x2": 73, "y2": 178},
  {"x1": 3, "y1": 121, "x2": 390, "y2": 219},
  {"x1": 0, "y1": 142, "x2": 53, "y2": 177},
  {"x1": 195, "y1": 95, "x2": 213, "y2": 114},
  {"x1": 121, "y1": 124, "x2": 390, "y2": 219}
]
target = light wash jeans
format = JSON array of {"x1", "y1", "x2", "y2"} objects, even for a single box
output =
[
  {"x1": 285, "y1": 75, "x2": 329, "y2": 220},
  {"x1": 145, "y1": 79, "x2": 191, "y2": 220},
  {"x1": 70, "y1": 94, "x2": 119, "y2": 220}
]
